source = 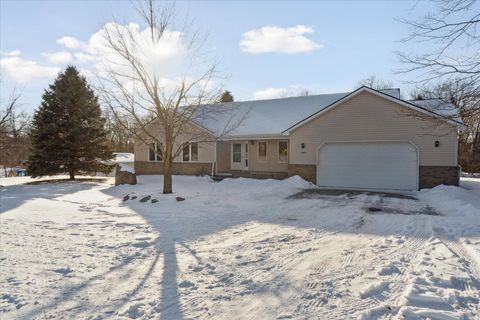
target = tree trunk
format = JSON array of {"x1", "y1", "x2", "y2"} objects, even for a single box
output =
[
  {"x1": 163, "y1": 157, "x2": 173, "y2": 194},
  {"x1": 69, "y1": 170, "x2": 75, "y2": 180}
]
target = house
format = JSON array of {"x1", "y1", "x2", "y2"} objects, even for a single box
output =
[{"x1": 133, "y1": 86, "x2": 465, "y2": 190}]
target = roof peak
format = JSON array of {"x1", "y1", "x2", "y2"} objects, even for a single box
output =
[{"x1": 228, "y1": 87, "x2": 401, "y2": 105}]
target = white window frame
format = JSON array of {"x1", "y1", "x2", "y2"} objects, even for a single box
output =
[
  {"x1": 182, "y1": 143, "x2": 199, "y2": 162},
  {"x1": 258, "y1": 141, "x2": 267, "y2": 162},
  {"x1": 148, "y1": 142, "x2": 163, "y2": 162},
  {"x1": 278, "y1": 140, "x2": 288, "y2": 163},
  {"x1": 232, "y1": 143, "x2": 242, "y2": 163}
]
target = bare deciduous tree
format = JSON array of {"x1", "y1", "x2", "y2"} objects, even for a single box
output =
[
  {"x1": 397, "y1": 0, "x2": 480, "y2": 88},
  {"x1": 0, "y1": 88, "x2": 20, "y2": 130},
  {"x1": 96, "y1": 0, "x2": 243, "y2": 193},
  {"x1": 356, "y1": 75, "x2": 394, "y2": 90},
  {"x1": 103, "y1": 108, "x2": 138, "y2": 153},
  {"x1": 0, "y1": 89, "x2": 30, "y2": 177}
]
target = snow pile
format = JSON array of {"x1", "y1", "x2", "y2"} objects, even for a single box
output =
[
  {"x1": 419, "y1": 183, "x2": 480, "y2": 217},
  {"x1": 281, "y1": 175, "x2": 316, "y2": 189}
]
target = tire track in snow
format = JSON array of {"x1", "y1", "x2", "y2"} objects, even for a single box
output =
[
  {"x1": 299, "y1": 205, "x2": 433, "y2": 318},
  {"x1": 372, "y1": 216, "x2": 432, "y2": 319},
  {"x1": 433, "y1": 227, "x2": 480, "y2": 277}
]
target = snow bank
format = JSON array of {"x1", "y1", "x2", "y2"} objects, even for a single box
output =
[{"x1": 419, "y1": 183, "x2": 480, "y2": 217}]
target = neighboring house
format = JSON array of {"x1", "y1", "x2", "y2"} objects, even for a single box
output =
[{"x1": 134, "y1": 86, "x2": 465, "y2": 190}]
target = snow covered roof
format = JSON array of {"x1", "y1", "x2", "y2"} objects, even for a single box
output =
[
  {"x1": 408, "y1": 99, "x2": 463, "y2": 123},
  {"x1": 197, "y1": 88, "x2": 404, "y2": 137}
]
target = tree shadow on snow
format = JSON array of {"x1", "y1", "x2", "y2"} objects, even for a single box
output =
[
  {"x1": 15, "y1": 175, "x2": 479, "y2": 319},
  {"x1": 0, "y1": 181, "x2": 100, "y2": 214}
]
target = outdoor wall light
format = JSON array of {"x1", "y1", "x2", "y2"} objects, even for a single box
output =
[
  {"x1": 301, "y1": 143, "x2": 305, "y2": 149},
  {"x1": 435, "y1": 140, "x2": 440, "y2": 147}
]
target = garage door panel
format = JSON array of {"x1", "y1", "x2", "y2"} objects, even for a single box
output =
[{"x1": 316, "y1": 142, "x2": 418, "y2": 190}]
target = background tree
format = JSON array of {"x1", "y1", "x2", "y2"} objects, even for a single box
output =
[
  {"x1": 0, "y1": 88, "x2": 31, "y2": 176},
  {"x1": 96, "y1": 0, "x2": 243, "y2": 193},
  {"x1": 218, "y1": 90, "x2": 234, "y2": 103},
  {"x1": 356, "y1": 75, "x2": 394, "y2": 90},
  {"x1": 28, "y1": 66, "x2": 113, "y2": 180},
  {"x1": 103, "y1": 108, "x2": 137, "y2": 153},
  {"x1": 398, "y1": 0, "x2": 480, "y2": 89}
]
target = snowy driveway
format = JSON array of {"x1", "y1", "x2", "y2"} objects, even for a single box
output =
[{"x1": 1, "y1": 175, "x2": 479, "y2": 319}]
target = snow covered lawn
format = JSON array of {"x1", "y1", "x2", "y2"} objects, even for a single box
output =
[{"x1": 1, "y1": 175, "x2": 479, "y2": 319}]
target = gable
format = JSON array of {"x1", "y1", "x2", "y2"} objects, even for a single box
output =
[{"x1": 284, "y1": 87, "x2": 464, "y2": 134}]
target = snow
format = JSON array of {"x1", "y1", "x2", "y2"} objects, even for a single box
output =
[
  {"x1": 113, "y1": 153, "x2": 134, "y2": 164},
  {"x1": 1, "y1": 175, "x2": 479, "y2": 319},
  {"x1": 119, "y1": 163, "x2": 135, "y2": 174},
  {"x1": 197, "y1": 89, "x2": 404, "y2": 136}
]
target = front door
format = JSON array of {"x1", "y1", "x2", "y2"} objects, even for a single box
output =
[{"x1": 231, "y1": 142, "x2": 249, "y2": 171}]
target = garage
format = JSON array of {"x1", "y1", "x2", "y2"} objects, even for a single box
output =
[{"x1": 316, "y1": 141, "x2": 418, "y2": 190}]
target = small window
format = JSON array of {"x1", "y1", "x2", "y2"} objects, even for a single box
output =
[
  {"x1": 182, "y1": 144, "x2": 190, "y2": 162},
  {"x1": 278, "y1": 141, "x2": 288, "y2": 163},
  {"x1": 149, "y1": 143, "x2": 156, "y2": 161},
  {"x1": 149, "y1": 143, "x2": 163, "y2": 161},
  {"x1": 182, "y1": 143, "x2": 199, "y2": 162},
  {"x1": 232, "y1": 143, "x2": 241, "y2": 163},
  {"x1": 191, "y1": 143, "x2": 198, "y2": 161},
  {"x1": 258, "y1": 141, "x2": 267, "y2": 161}
]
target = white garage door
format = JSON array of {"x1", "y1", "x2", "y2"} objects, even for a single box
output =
[{"x1": 317, "y1": 142, "x2": 418, "y2": 190}]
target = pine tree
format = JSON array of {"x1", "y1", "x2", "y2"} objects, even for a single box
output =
[
  {"x1": 219, "y1": 90, "x2": 234, "y2": 103},
  {"x1": 28, "y1": 66, "x2": 113, "y2": 180}
]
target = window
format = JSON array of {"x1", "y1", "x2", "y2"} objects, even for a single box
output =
[
  {"x1": 182, "y1": 143, "x2": 199, "y2": 162},
  {"x1": 278, "y1": 141, "x2": 288, "y2": 163},
  {"x1": 148, "y1": 143, "x2": 163, "y2": 161},
  {"x1": 232, "y1": 143, "x2": 241, "y2": 163},
  {"x1": 183, "y1": 144, "x2": 190, "y2": 162},
  {"x1": 191, "y1": 143, "x2": 198, "y2": 161},
  {"x1": 258, "y1": 141, "x2": 267, "y2": 161}
]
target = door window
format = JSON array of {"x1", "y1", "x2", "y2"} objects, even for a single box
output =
[{"x1": 233, "y1": 143, "x2": 241, "y2": 163}]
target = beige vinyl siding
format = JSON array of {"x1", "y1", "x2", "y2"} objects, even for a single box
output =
[
  {"x1": 249, "y1": 140, "x2": 288, "y2": 172},
  {"x1": 216, "y1": 141, "x2": 231, "y2": 172},
  {"x1": 134, "y1": 138, "x2": 214, "y2": 162},
  {"x1": 290, "y1": 91, "x2": 458, "y2": 166},
  {"x1": 134, "y1": 119, "x2": 215, "y2": 163},
  {"x1": 214, "y1": 140, "x2": 289, "y2": 173}
]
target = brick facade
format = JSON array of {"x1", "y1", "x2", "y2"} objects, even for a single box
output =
[
  {"x1": 419, "y1": 166, "x2": 459, "y2": 189},
  {"x1": 135, "y1": 162, "x2": 459, "y2": 190},
  {"x1": 288, "y1": 164, "x2": 316, "y2": 184},
  {"x1": 135, "y1": 161, "x2": 213, "y2": 176}
]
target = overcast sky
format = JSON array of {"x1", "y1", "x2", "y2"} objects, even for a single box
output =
[{"x1": 1, "y1": 0, "x2": 442, "y2": 112}]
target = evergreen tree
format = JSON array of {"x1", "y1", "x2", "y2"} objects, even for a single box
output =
[
  {"x1": 28, "y1": 66, "x2": 113, "y2": 180},
  {"x1": 219, "y1": 90, "x2": 234, "y2": 103}
]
